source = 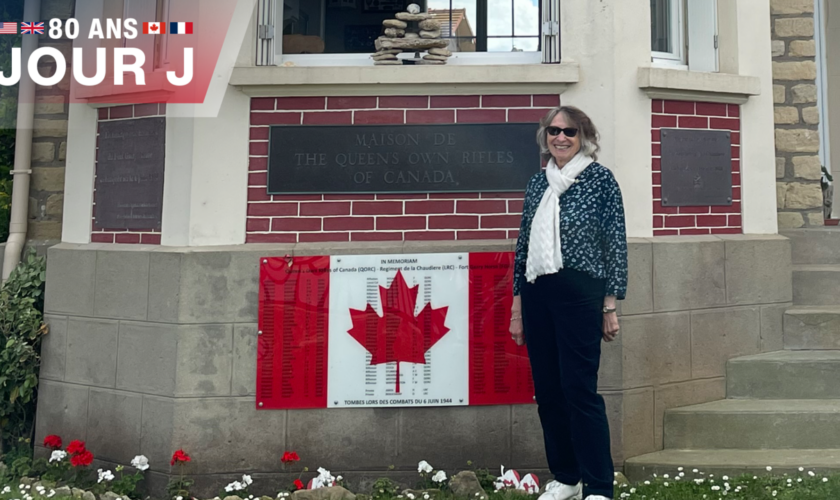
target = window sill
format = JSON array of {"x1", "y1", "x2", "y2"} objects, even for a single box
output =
[
  {"x1": 637, "y1": 66, "x2": 761, "y2": 104},
  {"x1": 230, "y1": 63, "x2": 580, "y2": 97}
]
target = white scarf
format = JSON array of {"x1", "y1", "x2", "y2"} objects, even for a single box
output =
[{"x1": 525, "y1": 153, "x2": 594, "y2": 283}]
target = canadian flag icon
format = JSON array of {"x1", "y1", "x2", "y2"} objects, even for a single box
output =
[{"x1": 143, "y1": 22, "x2": 165, "y2": 34}]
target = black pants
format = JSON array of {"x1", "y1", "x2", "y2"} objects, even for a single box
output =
[{"x1": 521, "y1": 269, "x2": 614, "y2": 499}]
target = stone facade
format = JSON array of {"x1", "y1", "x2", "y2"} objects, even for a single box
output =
[
  {"x1": 772, "y1": 0, "x2": 824, "y2": 228},
  {"x1": 35, "y1": 235, "x2": 791, "y2": 497}
]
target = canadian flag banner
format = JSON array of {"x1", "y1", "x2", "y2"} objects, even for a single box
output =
[
  {"x1": 143, "y1": 22, "x2": 165, "y2": 34},
  {"x1": 257, "y1": 252, "x2": 535, "y2": 409}
]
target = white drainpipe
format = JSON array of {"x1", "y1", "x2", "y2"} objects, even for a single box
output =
[{"x1": 2, "y1": 0, "x2": 40, "y2": 283}]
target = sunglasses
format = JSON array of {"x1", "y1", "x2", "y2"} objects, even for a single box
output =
[{"x1": 546, "y1": 126, "x2": 579, "y2": 138}]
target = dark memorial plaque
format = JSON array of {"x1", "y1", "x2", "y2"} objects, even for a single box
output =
[
  {"x1": 267, "y1": 123, "x2": 541, "y2": 194},
  {"x1": 660, "y1": 128, "x2": 733, "y2": 206},
  {"x1": 95, "y1": 118, "x2": 165, "y2": 229}
]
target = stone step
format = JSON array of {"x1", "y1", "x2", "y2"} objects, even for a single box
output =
[
  {"x1": 727, "y1": 351, "x2": 840, "y2": 399},
  {"x1": 792, "y1": 265, "x2": 840, "y2": 305},
  {"x1": 785, "y1": 306, "x2": 840, "y2": 349},
  {"x1": 663, "y1": 399, "x2": 840, "y2": 450},
  {"x1": 625, "y1": 449, "x2": 840, "y2": 482},
  {"x1": 781, "y1": 228, "x2": 840, "y2": 265}
]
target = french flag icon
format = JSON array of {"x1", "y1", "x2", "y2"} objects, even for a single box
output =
[{"x1": 169, "y1": 22, "x2": 193, "y2": 34}]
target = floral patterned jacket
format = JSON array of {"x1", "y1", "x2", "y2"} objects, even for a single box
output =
[{"x1": 513, "y1": 162, "x2": 629, "y2": 299}]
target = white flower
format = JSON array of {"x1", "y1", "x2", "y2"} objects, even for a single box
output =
[
  {"x1": 799, "y1": 467, "x2": 805, "y2": 472},
  {"x1": 336, "y1": 476, "x2": 343, "y2": 482},
  {"x1": 664, "y1": 482, "x2": 669, "y2": 487},
  {"x1": 47, "y1": 491, "x2": 55, "y2": 498},
  {"x1": 798, "y1": 478, "x2": 802, "y2": 483},
  {"x1": 823, "y1": 477, "x2": 829, "y2": 483},
  {"x1": 423, "y1": 495, "x2": 429, "y2": 500},
  {"x1": 176, "y1": 496, "x2": 183, "y2": 500},
  {"x1": 48, "y1": 450, "x2": 67, "y2": 463},
  {"x1": 677, "y1": 467, "x2": 683, "y2": 471},
  {"x1": 225, "y1": 482, "x2": 245, "y2": 492},
  {"x1": 711, "y1": 486, "x2": 720, "y2": 491},
  {"x1": 693, "y1": 469, "x2": 699, "y2": 473},
  {"x1": 2, "y1": 487, "x2": 10, "y2": 494},
  {"x1": 242, "y1": 475, "x2": 253, "y2": 486},
  {"x1": 808, "y1": 471, "x2": 815, "y2": 477},
  {"x1": 316, "y1": 467, "x2": 335, "y2": 487},
  {"x1": 630, "y1": 488, "x2": 636, "y2": 494},
  {"x1": 418, "y1": 461, "x2": 433, "y2": 474},
  {"x1": 131, "y1": 455, "x2": 150, "y2": 471},
  {"x1": 97, "y1": 469, "x2": 115, "y2": 483},
  {"x1": 431, "y1": 470, "x2": 447, "y2": 483},
  {"x1": 663, "y1": 474, "x2": 669, "y2": 479},
  {"x1": 644, "y1": 481, "x2": 650, "y2": 485},
  {"x1": 766, "y1": 466, "x2": 773, "y2": 472},
  {"x1": 772, "y1": 490, "x2": 777, "y2": 497},
  {"x1": 407, "y1": 494, "x2": 415, "y2": 500},
  {"x1": 35, "y1": 486, "x2": 45, "y2": 493},
  {"x1": 722, "y1": 476, "x2": 728, "y2": 481}
]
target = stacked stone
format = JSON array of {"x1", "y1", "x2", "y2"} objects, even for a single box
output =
[
  {"x1": 372, "y1": 3, "x2": 452, "y2": 65},
  {"x1": 771, "y1": 0, "x2": 824, "y2": 227}
]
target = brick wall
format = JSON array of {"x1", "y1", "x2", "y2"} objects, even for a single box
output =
[
  {"x1": 771, "y1": 0, "x2": 823, "y2": 227},
  {"x1": 246, "y1": 95, "x2": 559, "y2": 243},
  {"x1": 651, "y1": 99, "x2": 743, "y2": 236},
  {"x1": 91, "y1": 104, "x2": 166, "y2": 245}
]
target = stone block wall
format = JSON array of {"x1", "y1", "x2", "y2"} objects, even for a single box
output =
[
  {"x1": 35, "y1": 235, "x2": 791, "y2": 496},
  {"x1": 772, "y1": 0, "x2": 824, "y2": 228}
]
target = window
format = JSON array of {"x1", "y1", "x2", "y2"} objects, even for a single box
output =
[
  {"x1": 651, "y1": 0, "x2": 718, "y2": 72},
  {"x1": 650, "y1": 0, "x2": 684, "y2": 64}
]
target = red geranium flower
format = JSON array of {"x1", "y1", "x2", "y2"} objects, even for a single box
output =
[
  {"x1": 281, "y1": 451, "x2": 300, "y2": 464},
  {"x1": 70, "y1": 450, "x2": 94, "y2": 467},
  {"x1": 43, "y1": 435, "x2": 62, "y2": 449},
  {"x1": 293, "y1": 479, "x2": 304, "y2": 490},
  {"x1": 66, "y1": 440, "x2": 86, "y2": 455},
  {"x1": 170, "y1": 449, "x2": 191, "y2": 466}
]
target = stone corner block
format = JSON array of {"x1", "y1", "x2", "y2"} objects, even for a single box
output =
[
  {"x1": 723, "y1": 236, "x2": 792, "y2": 304},
  {"x1": 690, "y1": 307, "x2": 761, "y2": 378},
  {"x1": 621, "y1": 312, "x2": 691, "y2": 388},
  {"x1": 86, "y1": 389, "x2": 143, "y2": 464},
  {"x1": 651, "y1": 238, "x2": 726, "y2": 312},
  {"x1": 45, "y1": 246, "x2": 96, "y2": 316},
  {"x1": 35, "y1": 380, "x2": 90, "y2": 446}
]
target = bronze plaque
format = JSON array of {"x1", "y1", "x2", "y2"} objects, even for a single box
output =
[
  {"x1": 660, "y1": 128, "x2": 733, "y2": 206},
  {"x1": 95, "y1": 118, "x2": 165, "y2": 229},
  {"x1": 267, "y1": 123, "x2": 541, "y2": 194}
]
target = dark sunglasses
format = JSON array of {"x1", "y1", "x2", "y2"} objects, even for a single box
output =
[{"x1": 546, "y1": 126, "x2": 579, "y2": 138}]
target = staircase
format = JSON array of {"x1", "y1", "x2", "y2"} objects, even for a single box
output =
[{"x1": 625, "y1": 228, "x2": 840, "y2": 480}]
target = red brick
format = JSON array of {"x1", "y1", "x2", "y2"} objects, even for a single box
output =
[
  {"x1": 652, "y1": 100, "x2": 664, "y2": 113},
  {"x1": 158, "y1": 103, "x2": 166, "y2": 114},
  {"x1": 508, "y1": 230, "x2": 519, "y2": 239},
  {"x1": 457, "y1": 230, "x2": 507, "y2": 240},
  {"x1": 246, "y1": 233, "x2": 297, "y2": 243},
  {"x1": 664, "y1": 215, "x2": 696, "y2": 227},
  {"x1": 679, "y1": 116, "x2": 709, "y2": 129},
  {"x1": 354, "y1": 110, "x2": 405, "y2": 125},
  {"x1": 732, "y1": 173, "x2": 741, "y2": 186},
  {"x1": 377, "y1": 194, "x2": 427, "y2": 200},
  {"x1": 728, "y1": 104, "x2": 740, "y2": 117},
  {"x1": 653, "y1": 201, "x2": 678, "y2": 214},
  {"x1": 653, "y1": 187, "x2": 662, "y2": 199},
  {"x1": 353, "y1": 202, "x2": 403, "y2": 215},
  {"x1": 482, "y1": 95, "x2": 531, "y2": 107},
  {"x1": 250, "y1": 143, "x2": 268, "y2": 156},
  {"x1": 250, "y1": 128, "x2": 270, "y2": 140},
  {"x1": 248, "y1": 203, "x2": 298, "y2": 216},
  {"x1": 457, "y1": 200, "x2": 506, "y2": 213},
  {"x1": 652, "y1": 158, "x2": 661, "y2": 171},
  {"x1": 430, "y1": 193, "x2": 480, "y2": 199},
  {"x1": 652, "y1": 115, "x2": 677, "y2": 128},
  {"x1": 134, "y1": 103, "x2": 160, "y2": 117},
  {"x1": 653, "y1": 216, "x2": 663, "y2": 228},
  {"x1": 300, "y1": 202, "x2": 351, "y2": 216},
  {"x1": 652, "y1": 144, "x2": 661, "y2": 156},
  {"x1": 272, "y1": 218, "x2": 321, "y2": 231},
  {"x1": 827, "y1": 219, "x2": 840, "y2": 226},
  {"x1": 533, "y1": 94, "x2": 560, "y2": 107},
  {"x1": 115, "y1": 233, "x2": 141, "y2": 244},
  {"x1": 379, "y1": 96, "x2": 429, "y2": 108},
  {"x1": 509, "y1": 108, "x2": 552, "y2": 123},
  {"x1": 732, "y1": 146, "x2": 740, "y2": 159},
  {"x1": 91, "y1": 233, "x2": 114, "y2": 243},
  {"x1": 246, "y1": 218, "x2": 271, "y2": 231},
  {"x1": 653, "y1": 230, "x2": 679, "y2": 236},
  {"x1": 508, "y1": 199, "x2": 524, "y2": 212},
  {"x1": 731, "y1": 132, "x2": 740, "y2": 145},
  {"x1": 324, "y1": 194, "x2": 376, "y2": 200},
  {"x1": 273, "y1": 194, "x2": 322, "y2": 201},
  {"x1": 480, "y1": 214, "x2": 521, "y2": 229},
  {"x1": 732, "y1": 187, "x2": 741, "y2": 199},
  {"x1": 406, "y1": 110, "x2": 455, "y2": 124},
  {"x1": 429, "y1": 215, "x2": 478, "y2": 229},
  {"x1": 276, "y1": 97, "x2": 326, "y2": 110},
  {"x1": 405, "y1": 200, "x2": 454, "y2": 214},
  {"x1": 711, "y1": 228, "x2": 742, "y2": 234},
  {"x1": 652, "y1": 129, "x2": 661, "y2": 142},
  {"x1": 680, "y1": 228, "x2": 711, "y2": 235},
  {"x1": 303, "y1": 111, "x2": 352, "y2": 125},
  {"x1": 481, "y1": 192, "x2": 524, "y2": 199},
  {"x1": 679, "y1": 206, "x2": 710, "y2": 214},
  {"x1": 328, "y1": 96, "x2": 377, "y2": 109},
  {"x1": 324, "y1": 217, "x2": 374, "y2": 231},
  {"x1": 140, "y1": 233, "x2": 161, "y2": 245},
  {"x1": 248, "y1": 172, "x2": 267, "y2": 186},
  {"x1": 351, "y1": 232, "x2": 403, "y2": 241},
  {"x1": 109, "y1": 105, "x2": 133, "y2": 119},
  {"x1": 652, "y1": 172, "x2": 661, "y2": 185},
  {"x1": 430, "y1": 95, "x2": 480, "y2": 108},
  {"x1": 710, "y1": 118, "x2": 740, "y2": 131},
  {"x1": 457, "y1": 109, "x2": 506, "y2": 123},
  {"x1": 249, "y1": 157, "x2": 268, "y2": 171},
  {"x1": 404, "y1": 231, "x2": 455, "y2": 241},
  {"x1": 98, "y1": 108, "x2": 109, "y2": 120},
  {"x1": 696, "y1": 102, "x2": 728, "y2": 116},
  {"x1": 712, "y1": 201, "x2": 741, "y2": 213},
  {"x1": 251, "y1": 112, "x2": 301, "y2": 126},
  {"x1": 732, "y1": 159, "x2": 740, "y2": 172},
  {"x1": 376, "y1": 216, "x2": 427, "y2": 231},
  {"x1": 728, "y1": 214, "x2": 742, "y2": 226},
  {"x1": 251, "y1": 98, "x2": 276, "y2": 110},
  {"x1": 299, "y1": 232, "x2": 350, "y2": 243},
  {"x1": 664, "y1": 100, "x2": 695, "y2": 115},
  {"x1": 696, "y1": 215, "x2": 727, "y2": 226}
]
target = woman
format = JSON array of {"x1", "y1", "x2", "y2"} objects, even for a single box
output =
[{"x1": 510, "y1": 106, "x2": 628, "y2": 500}]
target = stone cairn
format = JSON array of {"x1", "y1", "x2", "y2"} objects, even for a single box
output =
[{"x1": 372, "y1": 3, "x2": 452, "y2": 65}]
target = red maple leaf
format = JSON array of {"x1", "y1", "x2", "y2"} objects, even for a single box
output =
[
  {"x1": 347, "y1": 270, "x2": 449, "y2": 393},
  {"x1": 150, "y1": 23, "x2": 158, "y2": 32}
]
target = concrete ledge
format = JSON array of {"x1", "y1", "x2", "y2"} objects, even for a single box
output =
[
  {"x1": 638, "y1": 67, "x2": 762, "y2": 104},
  {"x1": 230, "y1": 63, "x2": 580, "y2": 97}
]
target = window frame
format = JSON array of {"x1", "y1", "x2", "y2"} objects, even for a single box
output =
[{"x1": 650, "y1": 0, "x2": 686, "y2": 67}]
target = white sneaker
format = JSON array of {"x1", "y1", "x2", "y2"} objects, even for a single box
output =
[
  {"x1": 538, "y1": 480, "x2": 582, "y2": 500},
  {"x1": 584, "y1": 496, "x2": 611, "y2": 500}
]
